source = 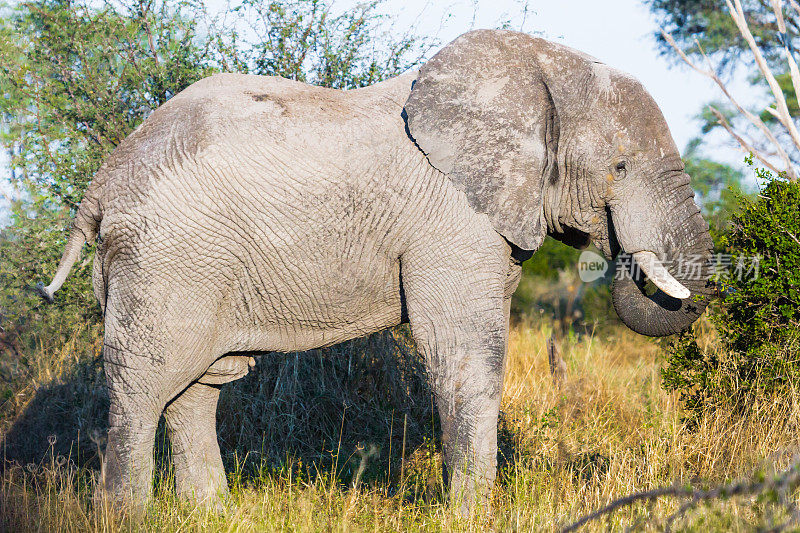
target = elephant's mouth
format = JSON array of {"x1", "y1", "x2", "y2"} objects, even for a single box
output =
[
  {"x1": 607, "y1": 231, "x2": 714, "y2": 337},
  {"x1": 552, "y1": 222, "x2": 696, "y2": 299},
  {"x1": 549, "y1": 205, "x2": 713, "y2": 338},
  {"x1": 550, "y1": 226, "x2": 592, "y2": 249},
  {"x1": 610, "y1": 250, "x2": 714, "y2": 337}
]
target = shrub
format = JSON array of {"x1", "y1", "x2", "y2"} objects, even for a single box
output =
[{"x1": 662, "y1": 169, "x2": 800, "y2": 415}]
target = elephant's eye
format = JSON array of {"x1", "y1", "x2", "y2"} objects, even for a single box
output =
[{"x1": 615, "y1": 162, "x2": 627, "y2": 173}]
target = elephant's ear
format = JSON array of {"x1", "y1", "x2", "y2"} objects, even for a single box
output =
[{"x1": 404, "y1": 30, "x2": 555, "y2": 251}]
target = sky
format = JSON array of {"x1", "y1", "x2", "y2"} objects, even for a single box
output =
[{"x1": 0, "y1": 0, "x2": 759, "y2": 223}]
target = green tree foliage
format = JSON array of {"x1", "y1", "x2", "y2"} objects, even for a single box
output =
[
  {"x1": 683, "y1": 138, "x2": 750, "y2": 241},
  {"x1": 521, "y1": 237, "x2": 581, "y2": 281},
  {"x1": 646, "y1": 0, "x2": 799, "y2": 71},
  {"x1": 229, "y1": 0, "x2": 422, "y2": 87},
  {"x1": 0, "y1": 0, "x2": 425, "y2": 354},
  {"x1": 0, "y1": 0, "x2": 216, "y2": 209},
  {"x1": 662, "y1": 169, "x2": 800, "y2": 415},
  {"x1": 718, "y1": 165, "x2": 800, "y2": 355}
]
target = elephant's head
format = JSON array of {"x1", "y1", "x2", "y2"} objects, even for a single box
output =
[{"x1": 404, "y1": 29, "x2": 714, "y2": 337}]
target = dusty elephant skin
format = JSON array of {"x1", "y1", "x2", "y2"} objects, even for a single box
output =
[{"x1": 39, "y1": 29, "x2": 713, "y2": 512}]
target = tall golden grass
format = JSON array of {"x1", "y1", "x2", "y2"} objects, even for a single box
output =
[{"x1": 1, "y1": 318, "x2": 798, "y2": 531}]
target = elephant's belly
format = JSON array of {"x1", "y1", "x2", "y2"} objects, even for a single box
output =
[
  {"x1": 222, "y1": 252, "x2": 404, "y2": 353},
  {"x1": 229, "y1": 316, "x2": 402, "y2": 353}
]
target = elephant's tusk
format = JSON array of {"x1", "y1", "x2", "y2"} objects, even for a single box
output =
[{"x1": 632, "y1": 251, "x2": 691, "y2": 300}]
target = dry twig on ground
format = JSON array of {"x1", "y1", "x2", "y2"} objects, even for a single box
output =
[{"x1": 560, "y1": 457, "x2": 800, "y2": 532}]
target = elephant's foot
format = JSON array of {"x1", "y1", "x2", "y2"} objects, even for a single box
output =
[
  {"x1": 94, "y1": 418, "x2": 159, "y2": 517},
  {"x1": 446, "y1": 461, "x2": 496, "y2": 518},
  {"x1": 440, "y1": 410, "x2": 499, "y2": 517},
  {"x1": 98, "y1": 373, "x2": 162, "y2": 513},
  {"x1": 173, "y1": 463, "x2": 229, "y2": 509},
  {"x1": 165, "y1": 381, "x2": 228, "y2": 509}
]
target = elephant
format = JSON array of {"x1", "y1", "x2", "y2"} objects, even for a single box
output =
[{"x1": 39, "y1": 29, "x2": 713, "y2": 511}]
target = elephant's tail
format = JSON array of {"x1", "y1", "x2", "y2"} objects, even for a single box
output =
[{"x1": 36, "y1": 178, "x2": 103, "y2": 303}]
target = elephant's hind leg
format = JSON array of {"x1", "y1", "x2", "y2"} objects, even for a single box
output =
[
  {"x1": 164, "y1": 355, "x2": 255, "y2": 504},
  {"x1": 164, "y1": 381, "x2": 228, "y2": 505},
  {"x1": 99, "y1": 286, "x2": 221, "y2": 507},
  {"x1": 100, "y1": 341, "x2": 170, "y2": 507}
]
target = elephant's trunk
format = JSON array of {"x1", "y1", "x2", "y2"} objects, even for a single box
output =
[{"x1": 609, "y1": 172, "x2": 715, "y2": 337}]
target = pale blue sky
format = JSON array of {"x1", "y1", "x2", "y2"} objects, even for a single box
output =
[{"x1": 0, "y1": 0, "x2": 757, "y2": 222}]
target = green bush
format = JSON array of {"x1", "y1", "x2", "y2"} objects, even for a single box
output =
[{"x1": 662, "y1": 170, "x2": 800, "y2": 415}]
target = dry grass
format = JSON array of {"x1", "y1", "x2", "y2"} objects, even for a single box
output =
[{"x1": 1, "y1": 318, "x2": 799, "y2": 531}]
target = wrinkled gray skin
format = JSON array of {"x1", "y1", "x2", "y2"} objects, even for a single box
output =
[{"x1": 41, "y1": 30, "x2": 713, "y2": 512}]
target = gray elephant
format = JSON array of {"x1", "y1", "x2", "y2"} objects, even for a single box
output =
[{"x1": 39, "y1": 29, "x2": 713, "y2": 510}]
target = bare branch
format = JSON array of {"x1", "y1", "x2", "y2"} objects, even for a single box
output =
[
  {"x1": 774, "y1": 0, "x2": 789, "y2": 31},
  {"x1": 560, "y1": 459, "x2": 800, "y2": 532},
  {"x1": 137, "y1": 0, "x2": 160, "y2": 68},
  {"x1": 727, "y1": 0, "x2": 800, "y2": 169},
  {"x1": 789, "y1": 0, "x2": 800, "y2": 19},
  {"x1": 711, "y1": 106, "x2": 785, "y2": 175},
  {"x1": 659, "y1": 31, "x2": 712, "y2": 78},
  {"x1": 771, "y1": 1, "x2": 800, "y2": 135},
  {"x1": 660, "y1": 29, "x2": 797, "y2": 179}
]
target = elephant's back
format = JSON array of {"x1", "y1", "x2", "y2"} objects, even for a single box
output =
[
  {"x1": 96, "y1": 71, "x2": 419, "y2": 209},
  {"x1": 181, "y1": 72, "x2": 418, "y2": 157},
  {"x1": 98, "y1": 70, "x2": 415, "y2": 179},
  {"x1": 95, "y1": 70, "x2": 418, "y2": 236}
]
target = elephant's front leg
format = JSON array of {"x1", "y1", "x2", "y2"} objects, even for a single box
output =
[
  {"x1": 434, "y1": 354, "x2": 505, "y2": 513},
  {"x1": 402, "y1": 237, "x2": 509, "y2": 514}
]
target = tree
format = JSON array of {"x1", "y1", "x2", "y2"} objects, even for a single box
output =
[
  {"x1": 198, "y1": 0, "x2": 427, "y2": 88},
  {"x1": 649, "y1": 0, "x2": 800, "y2": 179},
  {"x1": 0, "y1": 0, "x2": 427, "y2": 351}
]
